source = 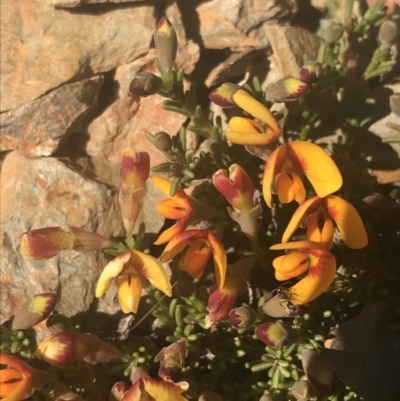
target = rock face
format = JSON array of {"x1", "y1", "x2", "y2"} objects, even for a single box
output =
[
  {"x1": 0, "y1": 76, "x2": 104, "y2": 157},
  {"x1": 0, "y1": 0, "x2": 154, "y2": 111},
  {"x1": 0, "y1": 151, "x2": 123, "y2": 323}
]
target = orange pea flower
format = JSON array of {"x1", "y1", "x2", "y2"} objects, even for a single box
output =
[
  {"x1": 282, "y1": 195, "x2": 368, "y2": 249},
  {"x1": 270, "y1": 240, "x2": 336, "y2": 305},
  {"x1": 226, "y1": 89, "x2": 282, "y2": 146},
  {"x1": 151, "y1": 176, "x2": 193, "y2": 245},
  {"x1": 263, "y1": 141, "x2": 343, "y2": 208},
  {"x1": 96, "y1": 250, "x2": 172, "y2": 313},
  {"x1": 159, "y1": 230, "x2": 227, "y2": 289},
  {"x1": 0, "y1": 353, "x2": 32, "y2": 401}
]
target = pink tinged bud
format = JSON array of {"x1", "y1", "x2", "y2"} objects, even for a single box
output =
[
  {"x1": 301, "y1": 349, "x2": 335, "y2": 396},
  {"x1": 128, "y1": 72, "x2": 162, "y2": 97},
  {"x1": 255, "y1": 321, "x2": 297, "y2": 349},
  {"x1": 206, "y1": 287, "x2": 237, "y2": 328},
  {"x1": 228, "y1": 305, "x2": 257, "y2": 329},
  {"x1": 213, "y1": 164, "x2": 255, "y2": 213},
  {"x1": 120, "y1": 149, "x2": 150, "y2": 191},
  {"x1": 119, "y1": 186, "x2": 145, "y2": 236},
  {"x1": 298, "y1": 61, "x2": 322, "y2": 84},
  {"x1": 21, "y1": 227, "x2": 75, "y2": 261},
  {"x1": 68, "y1": 226, "x2": 113, "y2": 252},
  {"x1": 12, "y1": 293, "x2": 57, "y2": 330},
  {"x1": 155, "y1": 340, "x2": 186, "y2": 382},
  {"x1": 34, "y1": 331, "x2": 89, "y2": 365},
  {"x1": 154, "y1": 17, "x2": 178, "y2": 70},
  {"x1": 389, "y1": 93, "x2": 400, "y2": 118},
  {"x1": 110, "y1": 381, "x2": 131, "y2": 401},
  {"x1": 265, "y1": 77, "x2": 309, "y2": 103},
  {"x1": 208, "y1": 83, "x2": 241, "y2": 107}
]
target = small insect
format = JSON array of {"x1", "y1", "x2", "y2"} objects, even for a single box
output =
[{"x1": 274, "y1": 285, "x2": 299, "y2": 314}]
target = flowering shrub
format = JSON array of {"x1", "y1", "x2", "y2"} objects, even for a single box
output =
[{"x1": 2, "y1": 2, "x2": 400, "y2": 401}]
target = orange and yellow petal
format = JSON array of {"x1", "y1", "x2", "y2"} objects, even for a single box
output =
[
  {"x1": 153, "y1": 215, "x2": 191, "y2": 246},
  {"x1": 151, "y1": 176, "x2": 191, "y2": 209},
  {"x1": 288, "y1": 142, "x2": 342, "y2": 198},
  {"x1": 288, "y1": 248, "x2": 336, "y2": 305},
  {"x1": 207, "y1": 231, "x2": 227, "y2": 289},
  {"x1": 122, "y1": 378, "x2": 188, "y2": 401},
  {"x1": 156, "y1": 199, "x2": 189, "y2": 220},
  {"x1": 272, "y1": 252, "x2": 310, "y2": 280},
  {"x1": 129, "y1": 251, "x2": 172, "y2": 297},
  {"x1": 95, "y1": 252, "x2": 131, "y2": 298},
  {"x1": 0, "y1": 353, "x2": 32, "y2": 401},
  {"x1": 275, "y1": 172, "x2": 306, "y2": 205},
  {"x1": 179, "y1": 240, "x2": 212, "y2": 278},
  {"x1": 158, "y1": 231, "x2": 197, "y2": 264},
  {"x1": 117, "y1": 274, "x2": 143, "y2": 314},
  {"x1": 306, "y1": 212, "x2": 334, "y2": 249},
  {"x1": 282, "y1": 196, "x2": 323, "y2": 242},
  {"x1": 263, "y1": 145, "x2": 282, "y2": 207},
  {"x1": 325, "y1": 196, "x2": 368, "y2": 249},
  {"x1": 232, "y1": 89, "x2": 281, "y2": 132}
]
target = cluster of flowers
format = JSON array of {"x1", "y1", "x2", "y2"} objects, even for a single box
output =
[{"x1": 3, "y1": 16, "x2": 370, "y2": 401}]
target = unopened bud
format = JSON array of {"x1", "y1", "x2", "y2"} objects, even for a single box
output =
[
  {"x1": 255, "y1": 321, "x2": 297, "y2": 349},
  {"x1": 68, "y1": 226, "x2": 112, "y2": 252},
  {"x1": 110, "y1": 381, "x2": 131, "y2": 401},
  {"x1": 155, "y1": 340, "x2": 186, "y2": 382},
  {"x1": 265, "y1": 77, "x2": 309, "y2": 103},
  {"x1": 378, "y1": 20, "x2": 398, "y2": 48},
  {"x1": 154, "y1": 17, "x2": 178, "y2": 70},
  {"x1": 128, "y1": 72, "x2": 162, "y2": 97},
  {"x1": 292, "y1": 380, "x2": 312, "y2": 401},
  {"x1": 209, "y1": 83, "x2": 241, "y2": 107},
  {"x1": 389, "y1": 93, "x2": 400, "y2": 117},
  {"x1": 46, "y1": 314, "x2": 74, "y2": 334},
  {"x1": 198, "y1": 390, "x2": 223, "y2": 401},
  {"x1": 153, "y1": 131, "x2": 173, "y2": 152},
  {"x1": 12, "y1": 293, "x2": 57, "y2": 330},
  {"x1": 298, "y1": 61, "x2": 322, "y2": 84},
  {"x1": 321, "y1": 22, "x2": 344, "y2": 43},
  {"x1": 228, "y1": 305, "x2": 257, "y2": 329},
  {"x1": 21, "y1": 227, "x2": 74, "y2": 261},
  {"x1": 34, "y1": 332, "x2": 89, "y2": 365}
]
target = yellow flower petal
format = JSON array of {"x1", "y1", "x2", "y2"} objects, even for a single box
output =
[
  {"x1": 276, "y1": 172, "x2": 306, "y2": 204},
  {"x1": 95, "y1": 252, "x2": 131, "y2": 297},
  {"x1": 157, "y1": 199, "x2": 188, "y2": 220},
  {"x1": 325, "y1": 196, "x2": 368, "y2": 249},
  {"x1": 289, "y1": 249, "x2": 336, "y2": 305},
  {"x1": 282, "y1": 196, "x2": 323, "y2": 242},
  {"x1": 142, "y1": 378, "x2": 188, "y2": 401},
  {"x1": 179, "y1": 240, "x2": 212, "y2": 278},
  {"x1": 207, "y1": 231, "x2": 227, "y2": 289},
  {"x1": 306, "y1": 212, "x2": 334, "y2": 249},
  {"x1": 289, "y1": 142, "x2": 342, "y2": 198},
  {"x1": 151, "y1": 176, "x2": 190, "y2": 208},
  {"x1": 263, "y1": 145, "x2": 282, "y2": 207},
  {"x1": 153, "y1": 217, "x2": 191, "y2": 246},
  {"x1": 270, "y1": 240, "x2": 328, "y2": 252},
  {"x1": 232, "y1": 90, "x2": 281, "y2": 132},
  {"x1": 130, "y1": 251, "x2": 172, "y2": 297},
  {"x1": 117, "y1": 274, "x2": 143, "y2": 314},
  {"x1": 273, "y1": 252, "x2": 310, "y2": 279}
]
